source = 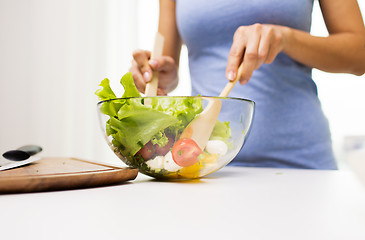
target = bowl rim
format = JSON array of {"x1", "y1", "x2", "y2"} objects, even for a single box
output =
[{"x1": 97, "y1": 95, "x2": 255, "y2": 106}]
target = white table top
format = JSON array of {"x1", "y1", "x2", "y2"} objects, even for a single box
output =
[{"x1": 1, "y1": 166, "x2": 365, "y2": 240}]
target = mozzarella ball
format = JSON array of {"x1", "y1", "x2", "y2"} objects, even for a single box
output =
[
  {"x1": 205, "y1": 140, "x2": 228, "y2": 156},
  {"x1": 146, "y1": 155, "x2": 165, "y2": 170},
  {"x1": 163, "y1": 151, "x2": 182, "y2": 172}
]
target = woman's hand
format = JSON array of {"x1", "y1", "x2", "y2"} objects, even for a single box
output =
[
  {"x1": 226, "y1": 24, "x2": 289, "y2": 85},
  {"x1": 130, "y1": 49, "x2": 179, "y2": 95}
]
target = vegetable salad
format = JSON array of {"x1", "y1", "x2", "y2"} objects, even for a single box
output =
[{"x1": 96, "y1": 73, "x2": 232, "y2": 178}]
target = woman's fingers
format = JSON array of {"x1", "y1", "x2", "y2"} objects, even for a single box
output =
[
  {"x1": 226, "y1": 24, "x2": 286, "y2": 85},
  {"x1": 130, "y1": 59, "x2": 147, "y2": 93},
  {"x1": 149, "y1": 56, "x2": 176, "y2": 72},
  {"x1": 132, "y1": 49, "x2": 152, "y2": 82},
  {"x1": 226, "y1": 26, "x2": 247, "y2": 81},
  {"x1": 130, "y1": 49, "x2": 179, "y2": 95},
  {"x1": 257, "y1": 27, "x2": 272, "y2": 67},
  {"x1": 149, "y1": 56, "x2": 179, "y2": 93},
  {"x1": 259, "y1": 26, "x2": 284, "y2": 65},
  {"x1": 239, "y1": 24, "x2": 262, "y2": 84}
]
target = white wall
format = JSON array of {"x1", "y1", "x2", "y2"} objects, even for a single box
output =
[
  {"x1": 0, "y1": 0, "x2": 364, "y2": 167},
  {"x1": 0, "y1": 0, "x2": 154, "y2": 165}
]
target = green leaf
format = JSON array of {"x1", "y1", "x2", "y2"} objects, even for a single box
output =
[
  {"x1": 95, "y1": 78, "x2": 117, "y2": 101},
  {"x1": 210, "y1": 121, "x2": 231, "y2": 142},
  {"x1": 121, "y1": 72, "x2": 141, "y2": 98},
  {"x1": 110, "y1": 102, "x2": 179, "y2": 156}
]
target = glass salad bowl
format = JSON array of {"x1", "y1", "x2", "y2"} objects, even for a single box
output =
[
  {"x1": 96, "y1": 73, "x2": 254, "y2": 179},
  {"x1": 97, "y1": 96, "x2": 254, "y2": 179}
]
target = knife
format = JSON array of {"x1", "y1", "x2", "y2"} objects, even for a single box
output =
[{"x1": 0, "y1": 145, "x2": 42, "y2": 171}]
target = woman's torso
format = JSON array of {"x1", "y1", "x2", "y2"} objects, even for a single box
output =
[{"x1": 175, "y1": 0, "x2": 337, "y2": 169}]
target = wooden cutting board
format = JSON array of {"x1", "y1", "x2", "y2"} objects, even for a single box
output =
[{"x1": 0, "y1": 157, "x2": 138, "y2": 194}]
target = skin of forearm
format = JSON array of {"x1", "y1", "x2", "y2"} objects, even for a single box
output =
[
  {"x1": 158, "y1": 0, "x2": 182, "y2": 65},
  {"x1": 283, "y1": 27, "x2": 365, "y2": 76}
]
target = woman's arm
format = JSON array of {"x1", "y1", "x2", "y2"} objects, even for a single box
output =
[
  {"x1": 226, "y1": 0, "x2": 365, "y2": 84},
  {"x1": 158, "y1": 0, "x2": 182, "y2": 65},
  {"x1": 284, "y1": 0, "x2": 365, "y2": 75}
]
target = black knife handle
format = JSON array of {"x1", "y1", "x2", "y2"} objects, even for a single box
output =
[{"x1": 17, "y1": 145, "x2": 43, "y2": 156}]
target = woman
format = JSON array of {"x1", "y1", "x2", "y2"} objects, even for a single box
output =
[{"x1": 130, "y1": 0, "x2": 365, "y2": 169}]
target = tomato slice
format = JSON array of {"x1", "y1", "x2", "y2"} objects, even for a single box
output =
[
  {"x1": 136, "y1": 141, "x2": 155, "y2": 160},
  {"x1": 171, "y1": 138, "x2": 202, "y2": 167}
]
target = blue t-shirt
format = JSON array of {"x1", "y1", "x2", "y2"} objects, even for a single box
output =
[{"x1": 175, "y1": 0, "x2": 337, "y2": 169}]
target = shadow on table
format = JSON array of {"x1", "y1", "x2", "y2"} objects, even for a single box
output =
[{"x1": 144, "y1": 167, "x2": 243, "y2": 184}]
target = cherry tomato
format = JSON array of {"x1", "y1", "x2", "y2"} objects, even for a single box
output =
[
  {"x1": 136, "y1": 141, "x2": 155, "y2": 160},
  {"x1": 171, "y1": 138, "x2": 202, "y2": 167},
  {"x1": 155, "y1": 134, "x2": 174, "y2": 156}
]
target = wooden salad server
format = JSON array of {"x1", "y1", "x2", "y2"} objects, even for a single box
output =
[
  {"x1": 144, "y1": 32, "x2": 165, "y2": 100},
  {"x1": 179, "y1": 64, "x2": 245, "y2": 151}
]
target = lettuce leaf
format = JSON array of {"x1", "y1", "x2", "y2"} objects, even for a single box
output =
[
  {"x1": 95, "y1": 78, "x2": 122, "y2": 117},
  {"x1": 95, "y1": 78, "x2": 117, "y2": 101},
  {"x1": 96, "y1": 73, "x2": 203, "y2": 158},
  {"x1": 110, "y1": 102, "x2": 179, "y2": 156},
  {"x1": 210, "y1": 120, "x2": 231, "y2": 143},
  {"x1": 120, "y1": 72, "x2": 141, "y2": 98}
]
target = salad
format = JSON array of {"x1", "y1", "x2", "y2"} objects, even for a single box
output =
[{"x1": 96, "y1": 72, "x2": 232, "y2": 178}]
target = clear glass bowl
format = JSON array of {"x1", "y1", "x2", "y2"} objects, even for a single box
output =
[{"x1": 97, "y1": 96, "x2": 255, "y2": 179}]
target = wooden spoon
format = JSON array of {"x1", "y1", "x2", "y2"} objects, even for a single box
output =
[
  {"x1": 179, "y1": 64, "x2": 244, "y2": 150},
  {"x1": 144, "y1": 32, "x2": 165, "y2": 99}
]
